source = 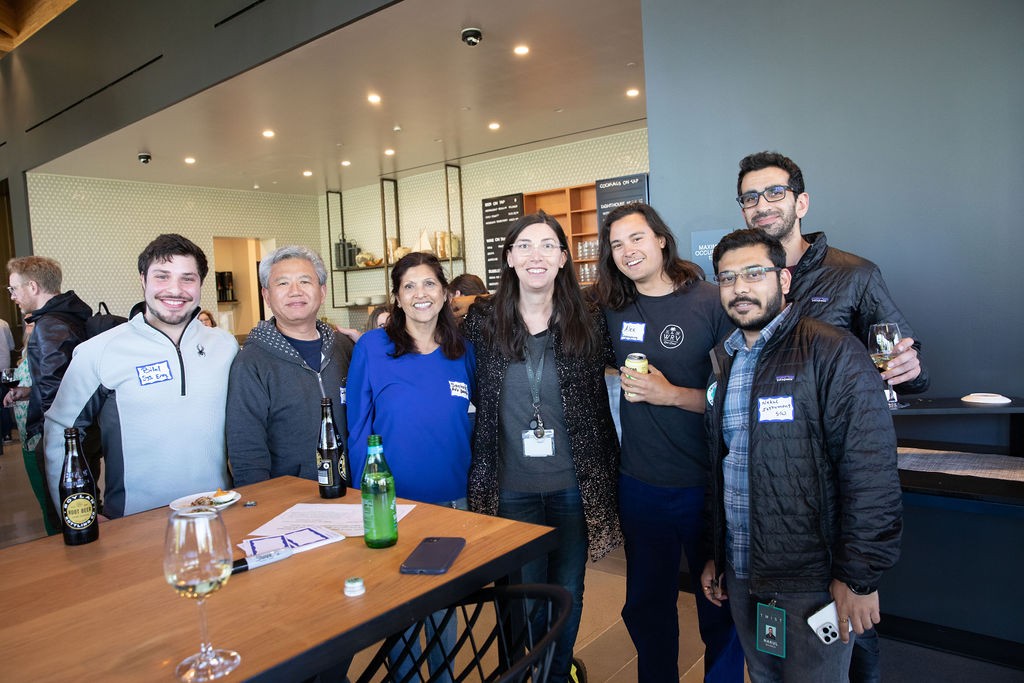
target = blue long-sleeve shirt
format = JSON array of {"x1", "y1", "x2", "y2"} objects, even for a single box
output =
[{"x1": 346, "y1": 329, "x2": 475, "y2": 504}]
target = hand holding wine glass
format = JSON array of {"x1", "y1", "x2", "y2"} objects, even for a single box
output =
[
  {"x1": 868, "y1": 323, "x2": 907, "y2": 409},
  {"x1": 164, "y1": 507, "x2": 241, "y2": 682}
]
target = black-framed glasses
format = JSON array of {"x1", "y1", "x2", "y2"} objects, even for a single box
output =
[
  {"x1": 714, "y1": 266, "x2": 782, "y2": 287},
  {"x1": 736, "y1": 185, "x2": 795, "y2": 209}
]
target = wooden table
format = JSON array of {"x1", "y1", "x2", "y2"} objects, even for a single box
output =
[{"x1": 0, "y1": 476, "x2": 557, "y2": 681}]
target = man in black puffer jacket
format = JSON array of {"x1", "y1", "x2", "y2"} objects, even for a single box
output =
[
  {"x1": 735, "y1": 151, "x2": 928, "y2": 396},
  {"x1": 701, "y1": 229, "x2": 901, "y2": 682}
]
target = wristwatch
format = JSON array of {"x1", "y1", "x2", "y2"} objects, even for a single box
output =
[{"x1": 847, "y1": 583, "x2": 877, "y2": 595}]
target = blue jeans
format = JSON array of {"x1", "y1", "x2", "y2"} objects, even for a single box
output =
[
  {"x1": 619, "y1": 474, "x2": 744, "y2": 683},
  {"x1": 499, "y1": 487, "x2": 587, "y2": 683},
  {"x1": 726, "y1": 565, "x2": 854, "y2": 682},
  {"x1": 850, "y1": 627, "x2": 880, "y2": 683}
]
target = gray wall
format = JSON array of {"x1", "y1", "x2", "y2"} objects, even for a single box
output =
[
  {"x1": 642, "y1": 0, "x2": 1024, "y2": 398},
  {"x1": 0, "y1": 0, "x2": 397, "y2": 254}
]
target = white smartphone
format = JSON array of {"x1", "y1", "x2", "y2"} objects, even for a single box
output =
[{"x1": 806, "y1": 601, "x2": 853, "y2": 644}]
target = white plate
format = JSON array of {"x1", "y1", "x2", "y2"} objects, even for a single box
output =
[
  {"x1": 169, "y1": 490, "x2": 241, "y2": 511},
  {"x1": 960, "y1": 393, "x2": 1011, "y2": 404}
]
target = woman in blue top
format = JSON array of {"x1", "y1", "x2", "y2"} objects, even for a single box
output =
[
  {"x1": 347, "y1": 251, "x2": 475, "y2": 682},
  {"x1": 347, "y1": 251, "x2": 476, "y2": 506}
]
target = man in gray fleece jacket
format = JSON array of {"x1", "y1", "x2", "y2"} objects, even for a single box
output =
[{"x1": 227, "y1": 245, "x2": 354, "y2": 486}]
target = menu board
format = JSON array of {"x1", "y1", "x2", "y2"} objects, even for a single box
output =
[
  {"x1": 481, "y1": 193, "x2": 523, "y2": 290},
  {"x1": 595, "y1": 173, "x2": 649, "y2": 227}
]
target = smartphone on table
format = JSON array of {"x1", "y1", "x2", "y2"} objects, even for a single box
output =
[{"x1": 400, "y1": 537, "x2": 466, "y2": 575}]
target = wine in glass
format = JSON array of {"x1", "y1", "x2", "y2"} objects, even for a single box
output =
[
  {"x1": 868, "y1": 323, "x2": 907, "y2": 409},
  {"x1": 164, "y1": 507, "x2": 241, "y2": 682}
]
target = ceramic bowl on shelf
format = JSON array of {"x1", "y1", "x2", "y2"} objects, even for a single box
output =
[{"x1": 353, "y1": 296, "x2": 371, "y2": 306}]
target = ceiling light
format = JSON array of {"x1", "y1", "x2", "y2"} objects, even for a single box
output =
[
  {"x1": 514, "y1": 45, "x2": 529, "y2": 56},
  {"x1": 626, "y1": 88, "x2": 640, "y2": 97},
  {"x1": 253, "y1": 183, "x2": 260, "y2": 190},
  {"x1": 488, "y1": 122, "x2": 501, "y2": 130},
  {"x1": 384, "y1": 149, "x2": 395, "y2": 156},
  {"x1": 262, "y1": 130, "x2": 275, "y2": 138},
  {"x1": 367, "y1": 93, "x2": 381, "y2": 104},
  {"x1": 393, "y1": 124, "x2": 402, "y2": 132},
  {"x1": 554, "y1": 107, "x2": 564, "y2": 113},
  {"x1": 302, "y1": 170, "x2": 313, "y2": 177},
  {"x1": 184, "y1": 157, "x2": 196, "y2": 164},
  {"x1": 341, "y1": 160, "x2": 351, "y2": 167}
]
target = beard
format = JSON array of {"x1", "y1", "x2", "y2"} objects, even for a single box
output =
[
  {"x1": 747, "y1": 203, "x2": 798, "y2": 242},
  {"x1": 727, "y1": 286, "x2": 785, "y2": 333}
]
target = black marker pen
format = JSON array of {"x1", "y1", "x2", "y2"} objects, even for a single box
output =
[{"x1": 231, "y1": 547, "x2": 293, "y2": 574}]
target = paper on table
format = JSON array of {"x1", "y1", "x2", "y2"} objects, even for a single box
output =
[{"x1": 248, "y1": 503, "x2": 416, "y2": 538}]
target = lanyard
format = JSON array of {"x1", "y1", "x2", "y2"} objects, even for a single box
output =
[{"x1": 523, "y1": 334, "x2": 549, "y2": 438}]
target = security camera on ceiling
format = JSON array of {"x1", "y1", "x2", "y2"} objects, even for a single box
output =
[
  {"x1": 138, "y1": 152, "x2": 152, "y2": 164},
  {"x1": 461, "y1": 28, "x2": 482, "y2": 46}
]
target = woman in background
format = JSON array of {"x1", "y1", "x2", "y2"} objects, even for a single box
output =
[
  {"x1": 462, "y1": 211, "x2": 621, "y2": 683},
  {"x1": 363, "y1": 304, "x2": 390, "y2": 332},
  {"x1": 197, "y1": 309, "x2": 217, "y2": 327}
]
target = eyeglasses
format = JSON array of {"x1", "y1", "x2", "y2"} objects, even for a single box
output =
[
  {"x1": 6, "y1": 284, "x2": 24, "y2": 296},
  {"x1": 714, "y1": 266, "x2": 783, "y2": 287},
  {"x1": 735, "y1": 185, "x2": 795, "y2": 209},
  {"x1": 510, "y1": 241, "x2": 563, "y2": 256}
]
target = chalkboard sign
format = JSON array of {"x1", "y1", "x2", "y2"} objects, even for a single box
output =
[
  {"x1": 595, "y1": 173, "x2": 649, "y2": 227},
  {"x1": 481, "y1": 193, "x2": 523, "y2": 290}
]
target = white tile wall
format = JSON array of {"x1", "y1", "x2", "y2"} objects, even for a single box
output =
[{"x1": 27, "y1": 174, "x2": 319, "y2": 321}]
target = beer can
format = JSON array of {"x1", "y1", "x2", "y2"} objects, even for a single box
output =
[
  {"x1": 625, "y1": 353, "x2": 648, "y2": 375},
  {"x1": 623, "y1": 353, "x2": 647, "y2": 398}
]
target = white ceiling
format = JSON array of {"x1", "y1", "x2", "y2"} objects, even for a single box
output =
[{"x1": 34, "y1": 0, "x2": 646, "y2": 196}]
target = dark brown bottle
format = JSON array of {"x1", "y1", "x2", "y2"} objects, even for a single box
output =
[
  {"x1": 59, "y1": 427, "x2": 99, "y2": 545},
  {"x1": 317, "y1": 398, "x2": 349, "y2": 498}
]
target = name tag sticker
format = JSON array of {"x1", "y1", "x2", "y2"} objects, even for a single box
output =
[
  {"x1": 620, "y1": 321, "x2": 645, "y2": 342},
  {"x1": 449, "y1": 380, "x2": 469, "y2": 400},
  {"x1": 758, "y1": 395, "x2": 794, "y2": 422},
  {"x1": 136, "y1": 360, "x2": 173, "y2": 386}
]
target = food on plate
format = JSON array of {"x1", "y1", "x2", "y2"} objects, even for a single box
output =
[{"x1": 190, "y1": 488, "x2": 236, "y2": 507}]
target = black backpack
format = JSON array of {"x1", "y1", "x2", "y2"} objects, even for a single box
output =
[{"x1": 85, "y1": 302, "x2": 128, "y2": 339}]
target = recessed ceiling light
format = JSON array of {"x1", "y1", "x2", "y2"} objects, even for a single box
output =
[
  {"x1": 253, "y1": 183, "x2": 260, "y2": 190},
  {"x1": 384, "y1": 149, "x2": 395, "y2": 156},
  {"x1": 302, "y1": 170, "x2": 313, "y2": 177},
  {"x1": 262, "y1": 130, "x2": 275, "y2": 138},
  {"x1": 433, "y1": 138, "x2": 443, "y2": 143},
  {"x1": 393, "y1": 124, "x2": 402, "y2": 132},
  {"x1": 340, "y1": 160, "x2": 351, "y2": 167},
  {"x1": 554, "y1": 107, "x2": 564, "y2": 113},
  {"x1": 488, "y1": 122, "x2": 501, "y2": 130},
  {"x1": 626, "y1": 88, "x2": 640, "y2": 98},
  {"x1": 626, "y1": 61, "x2": 638, "y2": 68},
  {"x1": 184, "y1": 157, "x2": 196, "y2": 164},
  {"x1": 367, "y1": 93, "x2": 381, "y2": 104},
  {"x1": 514, "y1": 45, "x2": 529, "y2": 56}
]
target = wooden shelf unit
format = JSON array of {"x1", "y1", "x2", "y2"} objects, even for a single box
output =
[{"x1": 523, "y1": 183, "x2": 598, "y2": 284}]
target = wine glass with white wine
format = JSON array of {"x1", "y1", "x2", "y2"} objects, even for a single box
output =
[
  {"x1": 868, "y1": 322, "x2": 907, "y2": 409},
  {"x1": 164, "y1": 507, "x2": 241, "y2": 682}
]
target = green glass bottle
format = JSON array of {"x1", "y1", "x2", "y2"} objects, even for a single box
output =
[{"x1": 361, "y1": 434, "x2": 398, "y2": 548}]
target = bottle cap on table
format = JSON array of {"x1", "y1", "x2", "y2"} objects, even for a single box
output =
[{"x1": 344, "y1": 576, "x2": 366, "y2": 596}]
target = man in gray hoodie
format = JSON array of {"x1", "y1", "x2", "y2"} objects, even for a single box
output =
[{"x1": 227, "y1": 245, "x2": 354, "y2": 486}]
